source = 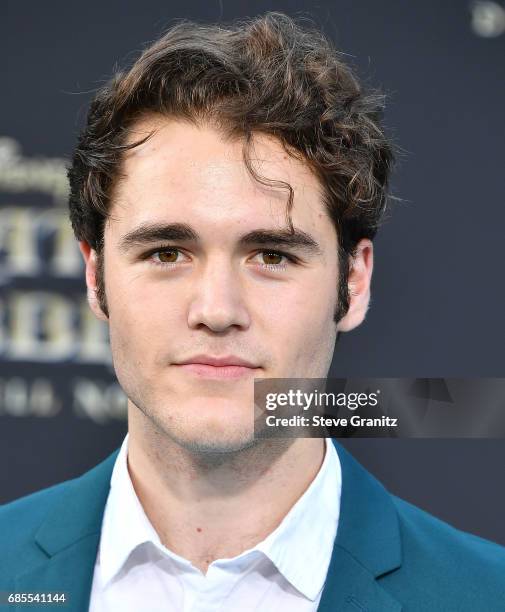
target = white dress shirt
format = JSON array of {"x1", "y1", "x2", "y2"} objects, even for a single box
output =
[{"x1": 89, "y1": 435, "x2": 341, "y2": 612}]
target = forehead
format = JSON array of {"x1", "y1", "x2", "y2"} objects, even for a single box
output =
[{"x1": 108, "y1": 115, "x2": 332, "y2": 239}]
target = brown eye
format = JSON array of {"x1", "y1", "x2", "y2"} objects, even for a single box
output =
[
  {"x1": 157, "y1": 249, "x2": 179, "y2": 263},
  {"x1": 262, "y1": 252, "x2": 284, "y2": 265}
]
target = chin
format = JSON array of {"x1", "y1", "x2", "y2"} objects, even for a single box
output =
[
  {"x1": 178, "y1": 433, "x2": 258, "y2": 455},
  {"x1": 153, "y1": 395, "x2": 258, "y2": 454},
  {"x1": 161, "y1": 420, "x2": 258, "y2": 455}
]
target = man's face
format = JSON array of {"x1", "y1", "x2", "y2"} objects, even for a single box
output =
[{"x1": 84, "y1": 116, "x2": 347, "y2": 452}]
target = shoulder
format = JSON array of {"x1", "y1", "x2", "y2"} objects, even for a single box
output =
[
  {"x1": 385, "y1": 494, "x2": 505, "y2": 607},
  {"x1": 0, "y1": 450, "x2": 118, "y2": 581},
  {"x1": 0, "y1": 478, "x2": 79, "y2": 574},
  {"x1": 332, "y1": 439, "x2": 505, "y2": 607},
  {"x1": 0, "y1": 477, "x2": 78, "y2": 533},
  {"x1": 391, "y1": 494, "x2": 505, "y2": 567},
  {"x1": 0, "y1": 477, "x2": 77, "y2": 521}
]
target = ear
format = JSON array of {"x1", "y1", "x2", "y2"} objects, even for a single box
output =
[
  {"x1": 336, "y1": 238, "x2": 374, "y2": 333},
  {"x1": 78, "y1": 241, "x2": 108, "y2": 322}
]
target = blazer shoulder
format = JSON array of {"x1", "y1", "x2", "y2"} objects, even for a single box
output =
[
  {"x1": 0, "y1": 449, "x2": 118, "y2": 579},
  {"x1": 0, "y1": 478, "x2": 79, "y2": 574},
  {"x1": 1, "y1": 477, "x2": 77, "y2": 517},
  {"x1": 392, "y1": 494, "x2": 505, "y2": 560},
  {"x1": 386, "y1": 494, "x2": 505, "y2": 605}
]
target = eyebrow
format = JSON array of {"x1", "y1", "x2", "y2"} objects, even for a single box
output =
[
  {"x1": 118, "y1": 222, "x2": 323, "y2": 256},
  {"x1": 118, "y1": 223, "x2": 198, "y2": 253}
]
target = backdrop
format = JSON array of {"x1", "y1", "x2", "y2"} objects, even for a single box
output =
[{"x1": 1, "y1": 0, "x2": 504, "y2": 545}]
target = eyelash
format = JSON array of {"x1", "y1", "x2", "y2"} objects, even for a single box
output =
[{"x1": 143, "y1": 246, "x2": 297, "y2": 271}]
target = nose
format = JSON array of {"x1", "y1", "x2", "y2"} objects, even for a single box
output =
[{"x1": 187, "y1": 257, "x2": 251, "y2": 333}]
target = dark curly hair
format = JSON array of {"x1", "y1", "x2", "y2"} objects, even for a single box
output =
[{"x1": 68, "y1": 12, "x2": 395, "y2": 322}]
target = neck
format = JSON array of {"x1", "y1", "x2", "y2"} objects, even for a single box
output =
[{"x1": 127, "y1": 411, "x2": 326, "y2": 574}]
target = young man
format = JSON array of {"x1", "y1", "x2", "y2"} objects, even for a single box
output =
[{"x1": 1, "y1": 12, "x2": 504, "y2": 612}]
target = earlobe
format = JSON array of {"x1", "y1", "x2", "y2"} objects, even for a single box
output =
[{"x1": 336, "y1": 239, "x2": 374, "y2": 333}]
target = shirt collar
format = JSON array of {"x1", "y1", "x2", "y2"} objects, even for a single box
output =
[
  {"x1": 98, "y1": 435, "x2": 165, "y2": 587},
  {"x1": 254, "y1": 437, "x2": 341, "y2": 599},
  {"x1": 99, "y1": 434, "x2": 341, "y2": 601}
]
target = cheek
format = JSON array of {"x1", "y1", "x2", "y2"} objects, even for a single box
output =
[
  {"x1": 262, "y1": 276, "x2": 336, "y2": 348},
  {"x1": 110, "y1": 267, "x2": 185, "y2": 321},
  {"x1": 107, "y1": 276, "x2": 185, "y2": 362}
]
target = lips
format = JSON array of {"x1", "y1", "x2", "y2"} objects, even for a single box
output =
[
  {"x1": 173, "y1": 355, "x2": 260, "y2": 379},
  {"x1": 176, "y1": 355, "x2": 258, "y2": 368}
]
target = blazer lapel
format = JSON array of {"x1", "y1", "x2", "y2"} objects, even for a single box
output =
[
  {"x1": 317, "y1": 441, "x2": 403, "y2": 612},
  {"x1": 13, "y1": 450, "x2": 119, "y2": 612}
]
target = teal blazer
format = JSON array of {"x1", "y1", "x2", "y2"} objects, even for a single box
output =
[{"x1": 1, "y1": 440, "x2": 504, "y2": 611}]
